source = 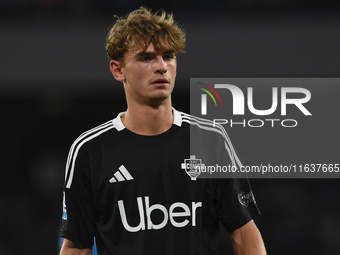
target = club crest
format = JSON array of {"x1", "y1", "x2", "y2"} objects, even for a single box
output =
[{"x1": 181, "y1": 155, "x2": 205, "y2": 180}]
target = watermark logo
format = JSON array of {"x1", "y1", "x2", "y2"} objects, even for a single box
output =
[
  {"x1": 191, "y1": 79, "x2": 312, "y2": 128},
  {"x1": 200, "y1": 84, "x2": 311, "y2": 116},
  {"x1": 196, "y1": 82, "x2": 222, "y2": 115}
]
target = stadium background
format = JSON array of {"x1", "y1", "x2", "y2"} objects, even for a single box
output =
[{"x1": 1, "y1": 0, "x2": 340, "y2": 254}]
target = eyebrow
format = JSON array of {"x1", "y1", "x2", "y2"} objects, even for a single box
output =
[{"x1": 136, "y1": 50, "x2": 175, "y2": 57}]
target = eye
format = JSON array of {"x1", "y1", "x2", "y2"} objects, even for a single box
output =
[
  {"x1": 140, "y1": 56, "x2": 152, "y2": 62},
  {"x1": 163, "y1": 54, "x2": 174, "y2": 61}
]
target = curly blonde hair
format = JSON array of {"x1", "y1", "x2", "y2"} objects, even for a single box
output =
[{"x1": 106, "y1": 7, "x2": 186, "y2": 63}]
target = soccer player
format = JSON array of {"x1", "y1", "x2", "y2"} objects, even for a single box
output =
[{"x1": 59, "y1": 7, "x2": 266, "y2": 255}]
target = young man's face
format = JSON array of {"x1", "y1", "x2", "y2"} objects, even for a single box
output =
[{"x1": 117, "y1": 42, "x2": 177, "y2": 106}]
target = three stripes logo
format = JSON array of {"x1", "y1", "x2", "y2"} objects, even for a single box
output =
[
  {"x1": 197, "y1": 82, "x2": 222, "y2": 115},
  {"x1": 109, "y1": 165, "x2": 134, "y2": 183}
]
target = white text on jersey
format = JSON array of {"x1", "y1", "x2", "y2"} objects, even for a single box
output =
[{"x1": 118, "y1": 196, "x2": 202, "y2": 232}]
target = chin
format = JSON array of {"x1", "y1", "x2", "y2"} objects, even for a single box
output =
[{"x1": 148, "y1": 94, "x2": 171, "y2": 104}]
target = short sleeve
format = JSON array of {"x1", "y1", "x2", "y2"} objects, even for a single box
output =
[
  {"x1": 59, "y1": 144, "x2": 95, "y2": 248},
  {"x1": 214, "y1": 177, "x2": 261, "y2": 233}
]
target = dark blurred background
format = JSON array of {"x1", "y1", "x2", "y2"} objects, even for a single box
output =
[{"x1": 1, "y1": 0, "x2": 340, "y2": 254}]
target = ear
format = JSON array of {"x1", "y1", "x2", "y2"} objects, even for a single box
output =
[{"x1": 109, "y1": 60, "x2": 125, "y2": 82}]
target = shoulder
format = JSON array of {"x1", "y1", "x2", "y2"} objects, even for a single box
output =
[
  {"x1": 64, "y1": 116, "x2": 121, "y2": 189},
  {"x1": 68, "y1": 112, "x2": 125, "y2": 154},
  {"x1": 178, "y1": 111, "x2": 242, "y2": 172},
  {"x1": 178, "y1": 110, "x2": 238, "y2": 159},
  {"x1": 71, "y1": 119, "x2": 116, "y2": 149},
  {"x1": 178, "y1": 111, "x2": 230, "y2": 142}
]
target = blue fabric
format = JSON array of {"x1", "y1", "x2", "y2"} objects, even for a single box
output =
[{"x1": 92, "y1": 237, "x2": 98, "y2": 255}]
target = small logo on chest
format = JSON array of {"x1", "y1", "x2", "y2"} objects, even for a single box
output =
[{"x1": 109, "y1": 165, "x2": 134, "y2": 183}]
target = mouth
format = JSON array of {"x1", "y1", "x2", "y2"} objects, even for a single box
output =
[{"x1": 151, "y1": 78, "x2": 169, "y2": 86}]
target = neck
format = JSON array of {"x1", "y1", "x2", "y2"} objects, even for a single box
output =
[{"x1": 122, "y1": 98, "x2": 173, "y2": 136}]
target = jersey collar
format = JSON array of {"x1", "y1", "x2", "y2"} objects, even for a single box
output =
[{"x1": 113, "y1": 108, "x2": 182, "y2": 132}]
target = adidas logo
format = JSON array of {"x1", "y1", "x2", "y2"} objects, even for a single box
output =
[{"x1": 109, "y1": 165, "x2": 134, "y2": 183}]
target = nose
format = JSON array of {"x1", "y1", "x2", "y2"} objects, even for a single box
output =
[{"x1": 154, "y1": 56, "x2": 167, "y2": 74}]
